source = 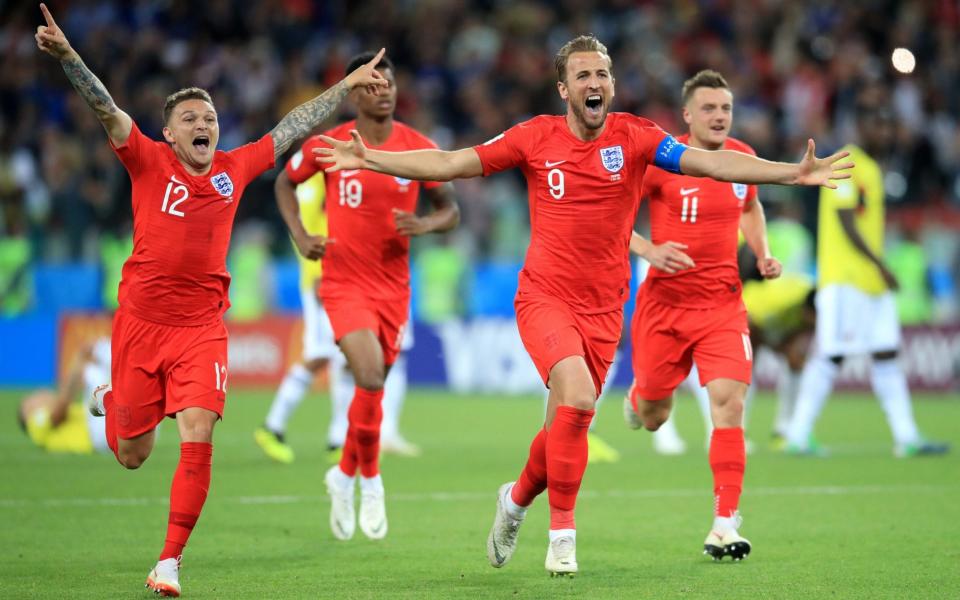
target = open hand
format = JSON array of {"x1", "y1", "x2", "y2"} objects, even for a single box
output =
[
  {"x1": 645, "y1": 241, "x2": 695, "y2": 274},
  {"x1": 344, "y1": 48, "x2": 389, "y2": 96},
  {"x1": 757, "y1": 255, "x2": 782, "y2": 279},
  {"x1": 313, "y1": 130, "x2": 368, "y2": 173},
  {"x1": 35, "y1": 3, "x2": 73, "y2": 60},
  {"x1": 794, "y1": 139, "x2": 855, "y2": 189}
]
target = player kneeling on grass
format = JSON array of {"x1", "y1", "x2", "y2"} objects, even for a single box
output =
[
  {"x1": 18, "y1": 339, "x2": 113, "y2": 456},
  {"x1": 36, "y1": 4, "x2": 387, "y2": 595}
]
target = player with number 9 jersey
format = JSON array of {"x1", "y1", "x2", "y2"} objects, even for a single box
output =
[{"x1": 474, "y1": 111, "x2": 685, "y2": 393}]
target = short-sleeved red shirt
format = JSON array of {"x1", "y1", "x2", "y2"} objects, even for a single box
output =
[
  {"x1": 473, "y1": 113, "x2": 679, "y2": 314},
  {"x1": 286, "y1": 120, "x2": 442, "y2": 300},
  {"x1": 640, "y1": 135, "x2": 758, "y2": 308},
  {"x1": 110, "y1": 122, "x2": 275, "y2": 325}
]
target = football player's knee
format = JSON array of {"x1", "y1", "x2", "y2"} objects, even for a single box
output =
[
  {"x1": 118, "y1": 447, "x2": 150, "y2": 470},
  {"x1": 557, "y1": 386, "x2": 596, "y2": 411},
  {"x1": 180, "y1": 419, "x2": 216, "y2": 443},
  {"x1": 353, "y1": 366, "x2": 385, "y2": 391},
  {"x1": 640, "y1": 402, "x2": 670, "y2": 431}
]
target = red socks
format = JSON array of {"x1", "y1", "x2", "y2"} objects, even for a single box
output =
[
  {"x1": 160, "y1": 442, "x2": 213, "y2": 560},
  {"x1": 710, "y1": 427, "x2": 746, "y2": 517},
  {"x1": 545, "y1": 406, "x2": 594, "y2": 530},
  {"x1": 511, "y1": 427, "x2": 547, "y2": 507},
  {"x1": 339, "y1": 387, "x2": 384, "y2": 478}
]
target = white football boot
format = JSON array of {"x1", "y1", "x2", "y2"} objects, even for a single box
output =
[
  {"x1": 145, "y1": 557, "x2": 180, "y2": 597},
  {"x1": 359, "y1": 483, "x2": 388, "y2": 540},
  {"x1": 486, "y1": 482, "x2": 525, "y2": 568},
  {"x1": 704, "y1": 511, "x2": 752, "y2": 561},
  {"x1": 545, "y1": 535, "x2": 578, "y2": 576},
  {"x1": 324, "y1": 466, "x2": 356, "y2": 541},
  {"x1": 89, "y1": 383, "x2": 110, "y2": 417}
]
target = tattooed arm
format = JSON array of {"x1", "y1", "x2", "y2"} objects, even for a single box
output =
[
  {"x1": 270, "y1": 48, "x2": 388, "y2": 161},
  {"x1": 35, "y1": 4, "x2": 132, "y2": 145}
]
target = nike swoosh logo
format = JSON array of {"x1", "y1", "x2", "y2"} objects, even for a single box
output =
[
  {"x1": 340, "y1": 169, "x2": 361, "y2": 177},
  {"x1": 679, "y1": 187, "x2": 699, "y2": 195},
  {"x1": 545, "y1": 160, "x2": 566, "y2": 167}
]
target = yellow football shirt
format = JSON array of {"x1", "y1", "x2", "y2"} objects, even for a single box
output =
[
  {"x1": 295, "y1": 172, "x2": 328, "y2": 292},
  {"x1": 816, "y1": 144, "x2": 886, "y2": 295}
]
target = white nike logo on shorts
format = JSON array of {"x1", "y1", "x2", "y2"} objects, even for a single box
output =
[
  {"x1": 545, "y1": 160, "x2": 566, "y2": 167},
  {"x1": 679, "y1": 187, "x2": 699, "y2": 195}
]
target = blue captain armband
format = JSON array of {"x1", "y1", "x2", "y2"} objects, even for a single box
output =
[{"x1": 653, "y1": 135, "x2": 687, "y2": 174}]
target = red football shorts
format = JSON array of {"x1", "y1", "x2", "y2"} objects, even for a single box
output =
[
  {"x1": 631, "y1": 287, "x2": 752, "y2": 400},
  {"x1": 515, "y1": 288, "x2": 621, "y2": 396},
  {"x1": 111, "y1": 308, "x2": 228, "y2": 439},
  {"x1": 322, "y1": 290, "x2": 409, "y2": 367}
]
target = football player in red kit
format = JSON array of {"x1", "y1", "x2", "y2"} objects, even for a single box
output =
[
  {"x1": 315, "y1": 36, "x2": 851, "y2": 576},
  {"x1": 626, "y1": 70, "x2": 782, "y2": 562},
  {"x1": 280, "y1": 51, "x2": 459, "y2": 542},
  {"x1": 36, "y1": 4, "x2": 386, "y2": 595}
]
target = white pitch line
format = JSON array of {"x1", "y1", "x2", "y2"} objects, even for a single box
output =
[{"x1": 0, "y1": 483, "x2": 952, "y2": 510}]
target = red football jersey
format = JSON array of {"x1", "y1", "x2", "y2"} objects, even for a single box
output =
[
  {"x1": 110, "y1": 122, "x2": 275, "y2": 326},
  {"x1": 473, "y1": 113, "x2": 679, "y2": 314},
  {"x1": 287, "y1": 120, "x2": 442, "y2": 300},
  {"x1": 641, "y1": 134, "x2": 758, "y2": 308}
]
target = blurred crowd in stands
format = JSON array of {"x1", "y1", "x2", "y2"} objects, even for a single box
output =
[{"x1": 1, "y1": 0, "x2": 958, "y2": 323}]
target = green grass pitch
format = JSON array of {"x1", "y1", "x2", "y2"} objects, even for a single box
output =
[{"x1": 1, "y1": 387, "x2": 958, "y2": 599}]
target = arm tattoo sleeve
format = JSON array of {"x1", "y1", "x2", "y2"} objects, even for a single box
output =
[
  {"x1": 61, "y1": 56, "x2": 119, "y2": 122},
  {"x1": 271, "y1": 80, "x2": 349, "y2": 159}
]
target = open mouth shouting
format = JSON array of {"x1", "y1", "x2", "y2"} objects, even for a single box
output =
[
  {"x1": 585, "y1": 94, "x2": 604, "y2": 118},
  {"x1": 192, "y1": 135, "x2": 211, "y2": 155}
]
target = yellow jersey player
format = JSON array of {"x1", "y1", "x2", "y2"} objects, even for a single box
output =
[{"x1": 783, "y1": 106, "x2": 948, "y2": 457}]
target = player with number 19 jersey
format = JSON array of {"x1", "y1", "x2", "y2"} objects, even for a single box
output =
[
  {"x1": 109, "y1": 122, "x2": 275, "y2": 437},
  {"x1": 286, "y1": 119, "x2": 441, "y2": 365},
  {"x1": 473, "y1": 112, "x2": 687, "y2": 393},
  {"x1": 632, "y1": 134, "x2": 758, "y2": 397}
]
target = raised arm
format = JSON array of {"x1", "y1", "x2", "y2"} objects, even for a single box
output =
[
  {"x1": 270, "y1": 49, "x2": 389, "y2": 160},
  {"x1": 739, "y1": 198, "x2": 781, "y2": 279},
  {"x1": 313, "y1": 130, "x2": 484, "y2": 181},
  {"x1": 680, "y1": 139, "x2": 853, "y2": 188},
  {"x1": 35, "y1": 3, "x2": 132, "y2": 145},
  {"x1": 393, "y1": 183, "x2": 461, "y2": 236}
]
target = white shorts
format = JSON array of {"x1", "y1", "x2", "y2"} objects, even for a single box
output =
[
  {"x1": 301, "y1": 288, "x2": 339, "y2": 361},
  {"x1": 815, "y1": 284, "x2": 901, "y2": 357}
]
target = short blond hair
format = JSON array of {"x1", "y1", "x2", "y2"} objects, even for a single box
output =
[
  {"x1": 163, "y1": 87, "x2": 214, "y2": 124},
  {"x1": 555, "y1": 35, "x2": 611, "y2": 83},
  {"x1": 681, "y1": 70, "x2": 730, "y2": 105}
]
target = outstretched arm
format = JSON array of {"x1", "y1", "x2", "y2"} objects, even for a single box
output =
[
  {"x1": 393, "y1": 183, "x2": 460, "y2": 236},
  {"x1": 270, "y1": 49, "x2": 389, "y2": 160},
  {"x1": 739, "y1": 198, "x2": 781, "y2": 279},
  {"x1": 680, "y1": 139, "x2": 853, "y2": 188},
  {"x1": 313, "y1": 130, "x2": 484, "y2": 181},
  {"x1": 35, "y1": 3, "x2": 132, "y2": 145}
]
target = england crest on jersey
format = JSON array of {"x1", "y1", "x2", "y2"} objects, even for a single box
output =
[
  {"x1": 600, "y1": 145, "x2": 624, "y2": 173},
  {"x1": 732, "y1": 183, "x2": 748, "y2": 200},
  {"x1": 210, "y1": 172, "x2": 234, "y2": 197}
]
